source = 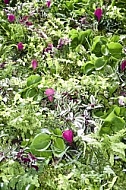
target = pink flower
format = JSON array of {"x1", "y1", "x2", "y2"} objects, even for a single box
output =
[
  {"x1": 94, "y1": 8, "x2": 103, "y2": 22},
  {"x1": 45, "y1": 88, "x2": 55, "y2": 102},
  {"x1": 4, "y1": 0, "x2": 10, "y2": 4},
  {"x1": 120, "y1": 60, "x2": 126, "y2": 71},
  {"x1": 31, "y1": 60, "x2": 38, "y2": 70},
  {"x1": 46, "y1": 0, "x2": 51, "y2": 8},
  {"x1": 8, "y1": 14, "x2": 15, "y2": 22},
  {"x1": 62, "y1": 130, "x2": 73, "y2": 144},
  {"x1": 17, "y1": 42, "x2": 24, "y2": 51}
]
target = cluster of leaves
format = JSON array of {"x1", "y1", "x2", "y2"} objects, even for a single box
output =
[{"x1": 0, "y1": 0, "x2": 126, "y2": 189}]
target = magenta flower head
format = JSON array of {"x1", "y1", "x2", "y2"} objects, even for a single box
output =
[
  {"x1": 17, "y1": 42, "x2": 24, "y2": 51},
  {"x1": 62, "y1": 129, "x2": 73, "y2": 144},
  {"x1": 31, "y1": 59, "x2": 38, "y2": 70},
  {"x1": 46, "y1": 0, "x2": 51, "y2": 8},
  {"x1": 45, "y1": 88, "x2": 55, "y2": 102},
  {"x1": 8, "y1": 14, "x2": 15, "y2": 22},
  {"x1": 120, "y1": 60, "x2": 126, "y2": 71},
  {"x1": 94, "y1": 8, "x2": 103, "y2": 22},
  {"x1": 4, "y1": 0, "x2": 10, "y2": 4}
]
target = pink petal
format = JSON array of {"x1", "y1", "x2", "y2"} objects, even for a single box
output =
[
  {"x1": 62, "y1": 130, "x2": 73, "y2": 143},
  {"x1": 31, "y1": 60, "x2": 38, "y2": 70},
  {"x1": 94, "y1": 8, "x2": 103, "y2": 22}
]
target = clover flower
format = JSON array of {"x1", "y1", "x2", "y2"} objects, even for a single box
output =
[
  {"x1": 94, "y1": 8, "x2": 103, "y2": 22},
  {"x1": 8, "y1": 14, "x2": 15, "y2": 22},
  {"x1": 62, "y1": 129, "x2": 73, "y2": 144},
  {"x1": 17, "y1": 42, "x2": 24, "y2": 51},
  {"x1": 45, "y1": 88, "x2": 55, "y2": 102}
]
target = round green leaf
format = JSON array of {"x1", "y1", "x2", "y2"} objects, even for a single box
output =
[
  {"x1": 53, "y1": 128, "x2": 62, "y2": 136},
  {"x1": 94, "y1": 57, "x2": 106, "y2": 70},
  {"x1": 27, "y1": 75, "x2": 41, "y2": 87},
  {"x1": 82, "y1": 62, "x2": 94, "y2": 75},
  {"x1": 107, "y1": 42, "x2": 122, "y2": 58},
  {"x1": 53, "y1": 137, "x2": 66, "y2": 151},
  {"x1": 101, "y1": 45, "x2": 109, "y2": 56},
  {"x1": 26, "y1": 88, "x2": 38, "y2": 98},
  {"x1": 31, "y1": 133, "x2": 51, "y2": 151},
  {"x1": 30, "y1": 146, "x2": 52, "y2": 158}
]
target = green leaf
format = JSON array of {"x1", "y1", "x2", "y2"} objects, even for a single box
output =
[
  {"x1": 26, "y1": 88, "x2": 38, "y2": 98},
  {"x1": 81, "y1": 62, "x2": 95, "y2": 75},
  {"x1": 53, "y1": 128, "x2": 62, "y2": 136},
  {"x1": 110, "y1": 35, "x2": 120, "y2": 42},
  {"x1": 31, "y1": 133, "x2": 51, "y2": 151},
  {"x1": 27, "y1": 75, "x2": 41, "y2": 87},
  {"x1": 78, "y1": 29, "x2": 92, "y2": 49},
  {"x1": 101, "y1": 45, "x2": 109, "y2": 56},
  {"x1": 53, "y1": 137, "x2": 66, "y2": 151},
  {"x1": 91, "y1": 36, "x2": 107, "y2": 57},
  {"x1": 69, "y1": 29, "x2": 79, "y2": 48},
  {"x1": 94, "y1": 57, "x2": 106, "y2": 70},
  {"x1": 30, "y1": 147, "x2": 52, "y2": 158},
  {"x1": 107, "y1": 42, "x2": 123, "y2": 59},
  {"x1": 100, "y1": 107, "x2": 125, "y2": 135}
]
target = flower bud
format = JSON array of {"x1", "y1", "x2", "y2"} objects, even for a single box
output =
[
  {"x1": 31, "y1": 59, "x2": 38, "y2": 70},
  {"x1": 17, "y1": 42, "x2": 24, "y2": 51},
  {"x1": 94, "y1": 8, "x2": 102, "y2": 22},
  {"x1": 45, "y1": 88, "x2": 55, "y2": 102},
  {"x1": 62, "y1": 129, "x2": 73, "y2": 144},
  {"x1": 8, "y1": 14, "x2": 15, "y2": 22}
]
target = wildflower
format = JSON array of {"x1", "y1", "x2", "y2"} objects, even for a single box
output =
[
  {"x1": 45, "y1": 88, "x2": 55, "y2": 102},
  {"x1": 46, "y1": 0, "x2": 51, "y2": 8},
  {"x1": 94, "y1": 8, "x2": 102, "y2": 22},
  {"x1": 17, "y1": 42, "x2": 24, "y2": 51},
  {"x1": 120, "y1": 60, "x2": 126, "y2": 71},
  {"x1": 8, "y1": 14, "x2": 15, "y2": 22},
  {"x1": 4, "y1": 0, "x2": 10, "y2": 4},
  {"x1": 31, "y1": 59, "x2": 38, "y2": 70},
  {"x1": 62, "y1": 129, "x2": 73, "y2": 144}
]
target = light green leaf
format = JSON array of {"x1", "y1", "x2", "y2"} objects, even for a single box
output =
[
  {"x1": 27, "y1": 75, "x2": 41, "y2": 87},
  {"x1": 31, "y1": 133, "x2": 51, "y2": 151},
  {"x1": 94, "y1": 57, "x2": 106, "y2": 70}
]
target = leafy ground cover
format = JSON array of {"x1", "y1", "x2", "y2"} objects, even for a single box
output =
[{"x1": 0, "y1": 0, "x2": 126, "y2": 189}]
